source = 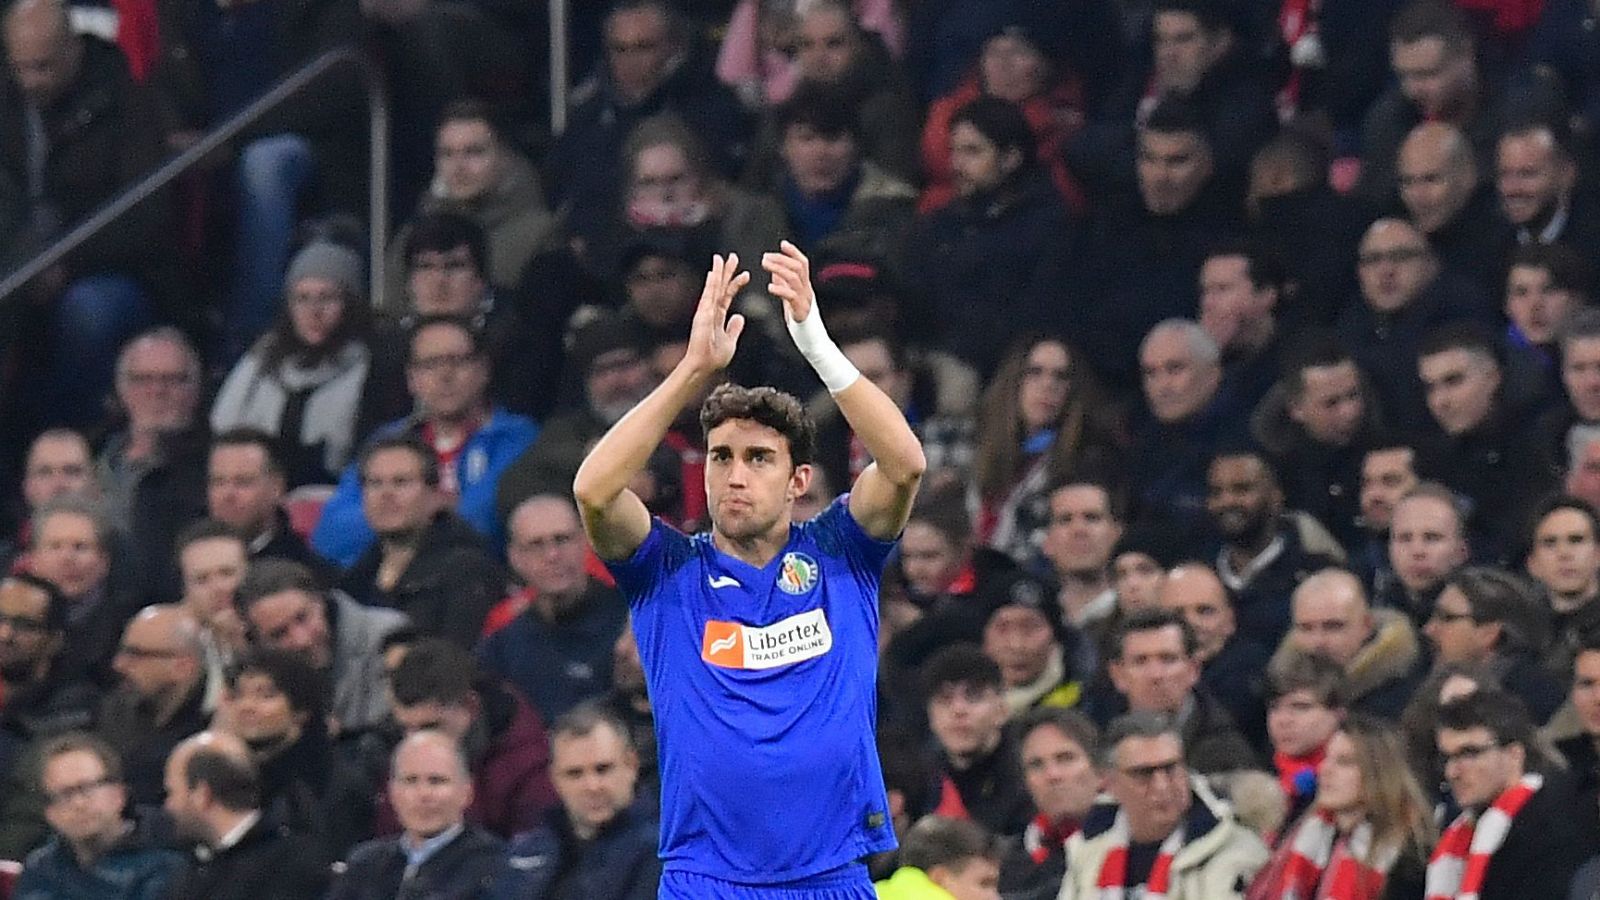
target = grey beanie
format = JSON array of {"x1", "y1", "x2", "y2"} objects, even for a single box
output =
[{"x1": 284, "y1": 241, "x2": 365, "y2": 297}]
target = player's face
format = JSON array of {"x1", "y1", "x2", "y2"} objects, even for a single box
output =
[{"x1": 705, "y1": 419, "x2": 811, "y2": 543}]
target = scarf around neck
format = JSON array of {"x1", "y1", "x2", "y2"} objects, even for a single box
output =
[{"x1": 1424, "y1": 772, "x2": 1541, "y2": 900}]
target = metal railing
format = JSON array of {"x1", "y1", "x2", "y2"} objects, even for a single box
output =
[
  {"x1": 0, "y1": 45, "x2": 391, "y2": 306},
  {"x1": 549, "y1": 0, "x2": 569, "y2": 136}
]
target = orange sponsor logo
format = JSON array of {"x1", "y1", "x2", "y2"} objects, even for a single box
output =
[{"x1": 701, "y1": 620, "x2": 744, "y2": 668}]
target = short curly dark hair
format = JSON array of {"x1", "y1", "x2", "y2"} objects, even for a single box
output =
[{"x1": 699, "y1": 383, "x2": 817, "y2": 467}]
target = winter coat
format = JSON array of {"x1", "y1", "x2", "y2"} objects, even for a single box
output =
[
  {"x1": 476, "y1": 580, "x2": 629, "y2": 723},
  {"x1": 312, "y1": 407, "x2": 539, "y2": 566},
  {"x1": 373, "y1": 683, "x2": 557, "y2": 839},
  {"x1": 899, "y1": 170, "x2": 1077, "y2": 378},
  {"x1": 0, "y1": 38, "x2": 171, "y2": 280},
  {"x1": 330, "y1": 824, "x2": 510, "y2": 900},
  {"x1": 339, "y1": 511, "x2": 507, "y2": 649},
  {"x1": 94, "y1": 425, "x2": 210, "y2": 606},
  {"x1": 165, "y1": 811, "x2": 332, "y2": 900},
  {"x1": 1058, "y1": 776, "x2": 1270, "y2": 900},
  {"x1": 14, "y1": 812, "x2": 183, "y2": 900},
  {"x1": 496, "y1": 801, "x2": 660, "y2": 900},
  {"x1": 1273, "y1": 608, "x2": 1424, "y2": 721}
]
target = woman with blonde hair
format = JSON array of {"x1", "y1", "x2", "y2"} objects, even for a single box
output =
[
  {"x1": 1247, "y1": 714, "x2": 1433, "y2": 900},
  {"x1": 969, "y1": 333, "x2": 1124, "y2": 562}
]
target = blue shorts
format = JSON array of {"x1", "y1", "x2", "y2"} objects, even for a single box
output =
[{"x1": 659, "y1": 864, "x2": 876, "y2": 899}]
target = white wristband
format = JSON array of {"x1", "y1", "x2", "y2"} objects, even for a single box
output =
[{"x1": 785, "y1": 300, "x2": 860, "y2": 394}]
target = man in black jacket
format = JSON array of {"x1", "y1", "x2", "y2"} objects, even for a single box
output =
[
  {"x1": 922, "y1": 644, "x2": 1032, "y2": 837},
  {"x1": 503, "y1": 705, "x2": 661, "y2": 900},
  {"x1": 164, "y1": 729, "x2": 332, "y2": 900},
  {"x1": 0, "y1": 0, "x2": 173, "y2": 429},
  {"x1": 331, "y1": 729, "x2": 513, "y2": 899},
  {"x1": 338, "y1": 436, "x2": 505, "y2": 648},
  {"x1": 1433, "y1": 689, "x2": 1598, "y2": 900}
]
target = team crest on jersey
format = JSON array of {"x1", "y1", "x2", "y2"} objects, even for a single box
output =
[{"x1": 777, "y1": 552, "x2": 820, "y2": 595}]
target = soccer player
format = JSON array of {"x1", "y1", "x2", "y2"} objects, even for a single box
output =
[{"x1": 573, "y1": 243, "x2": 927, "y2": 898}]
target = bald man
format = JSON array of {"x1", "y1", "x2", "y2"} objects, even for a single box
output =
[
  {"x1": 1160, "y1": 563, "x2": 1269, "y2": 751},
  {"x1": 165, "y1": 731, "x2": 332, "y2": 900},
  {"x1": 477, "y1": 494, "x2": 628, "y2": 722},
  {"x1": 1397, "y1": 122, "x2": 1509, "y2": 294},
  {"x1": 1280, "y1": 568, "x2": 1424, "y2": 718},
  {"x1": 96, "y1": 605, "x2": 210, "y2": 805},
  {"x1": 1, "y1": 0, "x2": 171, "y2": 427},
  {"x1": 332, "y1": 730, "x2": 516, "y2": 899}
]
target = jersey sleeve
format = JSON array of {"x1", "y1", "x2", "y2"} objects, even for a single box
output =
[
  {"x1": 818, "y1": 493, "x2": 899, "y2": 579},
  {"x1": 602, "y1": 517, "x2": 694, "y2": 609}
]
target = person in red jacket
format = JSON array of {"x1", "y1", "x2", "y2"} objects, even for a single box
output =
[{"x1": 373, "y1": 638, "x2": 556, "y2": 839}]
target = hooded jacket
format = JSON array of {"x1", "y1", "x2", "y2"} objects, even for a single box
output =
[{"x1": 1269, "y1": 608, "x2": 1424, "y2": 719}]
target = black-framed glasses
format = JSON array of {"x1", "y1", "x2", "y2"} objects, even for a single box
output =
[
  {"x1": 1118, "y1": 759, "x2": 1184, "y2": 784},
  {"x1": 44, "y1": 777, "x2": 113, "y2": 806}
]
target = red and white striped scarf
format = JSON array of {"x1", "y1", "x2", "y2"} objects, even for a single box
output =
[
  {"x1": 1023, "y1": 813, "x2": 1080, "y2": 864},
  {"x1": 1093, "y1": 809, "x2": 1186, "y2": 900},
  {"x1": 1257, "y1": 808, "x2": 1396, "y2": 900},
  {"x1": 1424, "y1": 773, "x2": 1542, "y2": 900}
]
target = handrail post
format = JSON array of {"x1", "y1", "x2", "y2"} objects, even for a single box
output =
[
  {"x1": 550, "y1": 0, "x2": 568, "y2": 136},
  {"x1": 367, "y1": 55, "x2": 390, "y2": 309}
]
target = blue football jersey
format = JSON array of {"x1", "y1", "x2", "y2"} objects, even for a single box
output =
[{"x1": 605, "y1": 495, "x2": 898, "y2": 883}]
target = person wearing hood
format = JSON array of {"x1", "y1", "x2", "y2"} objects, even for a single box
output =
[
  {"x1": 1058, "y1": 711, "x2": 1269, "y2": 899},
  {"x1": 337, "y1": 437, "x2": 506, "y2": 648},
  {"x1": 1283, "y1": 568, "x2": 1425, "y2": 719}
]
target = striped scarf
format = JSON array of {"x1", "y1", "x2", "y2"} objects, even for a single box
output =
[
  {"x1": 1023, "y1": 812, "x2": 1080, "y2": 864},
  {"x1": 1424, "y1": 773, "x2": 1542, "y2": 900},
  {"x1": 1251, "y1": 808, "x2": 1396, "y2": 900},
  {"x1": 1094, "y1": 809, "x2": 1186, "y2": 900}
]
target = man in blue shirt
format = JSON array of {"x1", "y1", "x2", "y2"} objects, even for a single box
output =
[{"x1": 572, "y1": 243, "x2": 926, "y2": 898}]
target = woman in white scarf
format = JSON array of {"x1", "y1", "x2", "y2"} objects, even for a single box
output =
[{"x1": 212, "y1": 240, "x2": 382, "y2": 486}]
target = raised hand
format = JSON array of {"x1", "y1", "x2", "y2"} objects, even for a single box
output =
[
  {"x1": 762, "y1": 240, "x2": 815, "y2": 324},
  {"x1": 685, "y1": 253, "x2": 751, "y2": 375}
]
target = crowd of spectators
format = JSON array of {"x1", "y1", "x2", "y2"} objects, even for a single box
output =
[{"x1": 11, "y1": 0, "x2": 1600, "y2": 896}]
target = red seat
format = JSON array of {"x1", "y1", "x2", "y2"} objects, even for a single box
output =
[
  {"x1": 283, "y1": 485, "x2": 336, "y2": 541},
  {"x1": 0, "y1": 859, "x2": 22, "y2": 899}
]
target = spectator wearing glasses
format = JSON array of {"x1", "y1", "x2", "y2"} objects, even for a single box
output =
[
  {"x1": 1335, "y1": 218, "x2": 1495, "y2": 432},
  {"x1": 94, "y1": 328, "x2": 210, "y2": 603},
  {"x1": 0, "y1": 575, "x2": 99, "y2": 860},
  {"x1": 1429, "y1": 689, "x2": 1597, "y2": 900},
  {"x1": 313, "y1": 315, "x2": 538, "y2": 567},
  {"x1": 1058, "y1": 711, "x2": 1268, "y2": 900},
  {"x1": 1422, "y1": 567, "x2": 1565, "y2": 723},
  {"x1": 13, "y1": 732, "x2": 183, "y2": 898},
  {"x1": 95, "y1": 606, "x2": 208, "y2": 808}
]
